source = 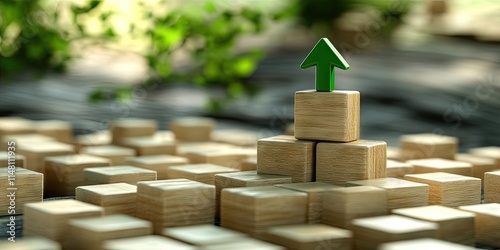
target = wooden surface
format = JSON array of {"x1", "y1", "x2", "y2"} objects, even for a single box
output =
[
  {"x1": 386, "y1": 160, "x2": 414, "y2": 179},
  {"x1": 264, "y1": 224, "x2": 352, "y2": 250},
  {"x1": 459, "y1": 203, "x2": 500, "y2": 248},
  {"x1": 185, "y1": 148, "x2": 254, "y2": 170},
  {"x1": 84, "y1": 165, "x2": 157, "y2": 185},
  {"x1": 0, "y1": 236, "x2": 61, "y2": 250},
  {"x1": 34, "y1": 120, "x2": 73, "y2": 143},
  {"x1": 0, "y1": 167, "x2": 43, "y2": 216},
  {"x1": 162, "y1": 224, "x2": 246, "y2": 246},
  {"x1": 407, "y1": 158, "x2": 473, "y2": 176},
  {"x1": 79, "y1": 145, "x2": 136, "y2": 166},
  {"x1": 126, "y1": 154, "x2": 189, "y2": 179},
  {"x1": 111, "y1": 118, "x2": 157, "y2": 145},
  {"x1": 167, "y1": 163, "x2": 238, "y2": 185},
  {"x1": 75, "y1": 182, "x2": 137, "y2": 216},
  {"x1": 468, "y1": 147, "x2": 500, "y2": 168},
  {"x1": 121, "y1": 136, "x2": 176, "y2": 156},
  {"x1": 103, "y1": 235, "x2": 197, "y2": 250},
  {"x1": 378, "y1": 238, "x2": 478, "y2": 250},
  {"x1": 0, "y1": 151, "x2": 25, "y2": 168},
  {"x1": 455, "y1": 153, "x2": 497, "y2": 184},
  {"x1": 400, "y1": 133, "x2": 458, "y2": 161},
  {"x1": 484, "y1": 171, "x2": 500, "y2": 203},
  {"x1": 170, "y1": 117, "x2": 215, "y2": 142},
  {"x1": 18, "y1": 141, "x2": 75, "y2": 173}
]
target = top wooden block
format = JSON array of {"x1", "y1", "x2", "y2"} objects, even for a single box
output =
[
  {"x1": 294, "y1": 90, "x2": 360, "y2": 142},
  {"x1": 468, "y1": 146, "x2": 500, "y2": 167},
  {"x1": 400, "y1": 133, "x2": 458, "y2": 160},
  {"x1": 407, "y1": 158, "x2": 473, "y2": 176},
  {"x1": 111, "y1": 118, "x2": 157, "y2": 144},
  {"x1": 170, "y1": 117, "x2": 215, "y2": 142}
]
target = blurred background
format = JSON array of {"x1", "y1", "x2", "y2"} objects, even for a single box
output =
[{"x1": 1, "y1": 0, "x2": 499, "y2": 150}]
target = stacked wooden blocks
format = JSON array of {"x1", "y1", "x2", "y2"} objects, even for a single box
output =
[{"x1": 76, "y1": 182, "x2": 137, "y2": 216}]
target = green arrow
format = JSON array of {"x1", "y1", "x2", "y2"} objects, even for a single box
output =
[{"x1": 300, "y1": 38, "x2": 350, "y2": 92}]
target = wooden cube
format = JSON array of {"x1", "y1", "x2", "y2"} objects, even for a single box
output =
[
  {"x1": 459, "y1": 203, "x2": 500, "y2": 248},
  {"x1": 136, "y1": 179, "x2": 215, "y2": 233},
  {"x1": 111, "y1": 118, "x2": 157, "y2": 145},
  {"x1": 348, "y1": 178, "x2": 428, "y2": 212},
  {"x1": 386, "y1": 160, "x2": 413, "y2": 178},
  {"x1": 468, "y1": 146, "x2": 500, "y2": 168},
  {"x1": 0, "y1": 151, "x2": 25, "y2": 168},
  {"x1": 66, "y1": 214, "x2": 152, "y2": 250},
  {"x1": 407, "y1": 158, "x2": 472, "y2": 176},
  {"x1": 214, "y1": 171, "x2": 292, "y2": 217},
  {"x1": 485, "y1": 171, "x2": 500, "y2": 203},
  {"x1": 386, "y1": 146, "x2": 401, "y2": 161},
  {"x1": 316, "y1": 140, "x2": 387, "y2": 186},
  {"x1": 0, "y1": 167, "x2": 43, "y2": 215},
  {"x1": 0, "y1": 117, "x2": 35, "y2": 137},
  {"x1": 322, "y1": 186, "x2": 387, "y2": 229},
  {"x1": 35, "y1": 120, "x2": 73, "y2": 143},
  {"x1": 1, "y1": 134, "x2": 56, "y2": 151},
  {"x1": 23, "y1": 200, "x2": 103, "y2": 242},
  {"x1": 121, "y1": 136, "x2": 176, "y2": 156},
  {"x1": 75, "y1": 130, "x2": 112, "y2": 149},
  {"x1": 201, "y1": 238, "x2": 286, "y2": 250},
  {"x1": 85, "y1": 165, "x2": 156, "y2": 185},
  {"x1": 221, "y1": 186, "x2": 307, "y2": 238},
  {"x1": 392, "y1": 205, "x2": 475, "y2": 245},
  {"x1": 275, "y1": 182, "x2": 342, "y2": 224},
  {"x1": 167, "y1": 163, "x2": 238, "y2": 185},
  {"x1": 175, "y1": 142, "x2": 236, "y2": 158},
  {"x1": 378, "y1": 238, "x2": 477, "y2": 250},
  {"x1": 264, "y1": 224, "x2": 352, "y2": 250},
  {"x1": 126, "y1": 154, "x2": 188, "y2": 179},
  {"x1": 294, "y1": 90, "x2": 360, "y2": 142},
  {"x1": 404, "y1": 172, "x2": 481, "y2": 207},
  {"x1": 80, "y1": 145, "x2": 135, "y2": 165},
  {"x1": 257, "y1": 135, "x2": 316, "y2": 182},
  {"x1": 455, "y1": 153, "x2": 497, "y2": 184},
  {"x1": 0, "y1": 237, "x2": 61, "y2": 250},
  {"x1": 285, "y1": 123, "x2": 294, "y2": 136},
  {"x1": 351, "y1": 215, "x2": 438, "y2": 250},
  {"x1": 400, "y1": 133, "x2": 458, "y2": 160},
  {"x1": 185, "y1": 148, "x2": 254, "y2": 170},
  {"x1": 170, "y1": 117, "x2": 215, "y2": 142},
  {"x1": 44, "y1": 154, "x2": 111, "y2": 197},
  {"x1": 76, "y1": 183, "x2": 137, "y2": 216},
  {"x1": 18, "y1": 141, "x2": 75, "y2": 173},
  {"x1": 240, "y1": 157, "x2": 257, "y2": 171},
  {"x1": 211, "y1": 129, "x2": 259, "y2": 147},
  {"x1": 162, "y1": 224, "x2": 246, "y2": 246},
  {"x1": 103, "y1": 235, "x2": 197, "y2": 250}
]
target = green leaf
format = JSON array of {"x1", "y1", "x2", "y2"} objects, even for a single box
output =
[{"x1": 232, "y1": 57, "x2": 257, "y2": 77}]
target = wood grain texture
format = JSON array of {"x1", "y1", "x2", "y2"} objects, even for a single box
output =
[
  {"x1": 459, "y1": 203, "x2": 500, "y2": 248},
  {"x1": 484, "y1": 171, "x2": 500, "y2": 203},
  {"x1": 316, "y1": 140, "x2": 387, "y2": 186},
  {"x1": 211, "y1": 129, "x2": 259, "y2": 147},
  {"x1": 111, "y1": 118, "x2": 157, "y2": 145},
  {"x1": 0, "y1": 167, "x2": 43, "y2": 215},
  {"x1": 76, "y1": 183, "x2": 137, "y2": 216},
  {"x1": 468, "y1": 146, "x2": 500, "y2": 168},
  {"x1": 80, "y1": 145, "x2": 136, "y2": 166},
  {"x1": 170, "y1": 117, "x2": 215, "y2": 142},
  {"x1": 264, "y1": 224, "x2": 352, "y2": 250},
  {"x1": 84, "y1": 165, "x2": 156, "y2": 185},
  {"x1": 167, "y1": 163, "x2": 237, "y2": 185},
  {"x1": 455, "y1": 153, "x2": 497, "y2": 184},
  {"x1": 400, "y1": 133, "x2": 458, "y2": 161},
  {"x1": 386, "y1": 160, "x2": 413, "y2": 179},
  {"x1": 294, "y1": 90, "x2": 360, "y2": 142},
  {"x1": 407, "y1": 158, "x2": 473, "y2": 176},
  {"x1": 126, "y1": 154, "x2": 188, "y2": 179}
]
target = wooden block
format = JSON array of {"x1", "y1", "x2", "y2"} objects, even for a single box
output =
[
  {"x1": 0, "y1": 151, "x2": 25, "y2": 168},
  {"x1": 316, "y1": 140, "x2": 387, "y2": 186},
  {"x1": 185, "y1": 148, "x2": 255, "y2": 170},
  {"x1": 468, "y1": 146, "x2": 500, "y2": 168},
  {"x1": 240, "y1": 157, "x2": 257, "y2": 171},
  {"x1": 211, "y1": 129, "x2": 259, "y2": 147},
  {"x1": 322, "y1": 186, "x2": 387, "y2": 229},
  {"x1": 257, "y1": 135, "x2": 316, "y2": 182},
  {"x1": 378, "y1": 238, "x2": 477, "y2": 250},
  {"x1": 294, "y1": 90, "x2": 360, "y2": 142},
  {"x1": 103, "y1": 235, "x2": 197, "y2": 250},
  {"x1": 386, "y1": 146, "x2": 401, "y2": 161},
  {"x1": 126, "y1": 154, "x2": 188, "y2": 179},
  {"x1": 176, "y1": 142, "x2": 237, "y2": 158},
  {"x1": 170, "y1": 117, "x2": 215, "y2": 142},
  {"x1": 347, "y1": 178, "x2": 428, "y2": 212},
  {"x1": 80, "y1": 145, "x2": 136, "y2": 165},
  {"x1": 200, "y1": 238, "x2": 285, "y2": 250},
  {"x1": 167, "y1": 163, "x2": 238, "y2": 185},
  {"x1": 392, "y1": 205, "x2": 475, "y2": 245},
  {"x1": 85, "y1": 165, "x2": 156, "y2": 185},
  {"x1": 404, "y1": 172, "x2": 481, "y2": 207},
  {"x1": 75, "y1": 130, "x2": 112, "y2": 149},
  {"x1": 485, "y1": 171, "x2": 500, "y2": 203},
  {"x1": 66, "y1": 214, "x2": 152, "y2": 250},
  {"x1": 34, "y1": 120, "x2": 73, "y2": 143},
  {"x1": 264, "y1": 224, "x2": 352, "y2": 250},
  {"x1": 459, "y1": 203, "x2": 500, "y2": 248},
  {"x1": 386, "y1": 160, "x2": 413, "y2": 178},
  {"x1": 162, "y1": 224, "x2": 247, "y2": 246},
  {"x1": 351, "y1": 215, "x2": 438, "y2": 250},
  {"x1": 18, "y1": 141, "x2": 75, "y2": 173},
  {"x1": 400, "y1": 133, "x2": 458, "y2": 160},
  {"x1": 275, "y1": 182, "x2": 342, "y2": 224},
  {"x1": 1, "y1": 134, "x2": 56, "y2": 151},
  {"x1": 221, "y1": 186, "x2": 307, "y2": 238},
  {"x1": 23, "y1": 200, "x2": 103, "y2": 242},
  {"x1": 0, "y1": 117, "x2": 36, "y2": 137},
  {"x1": 111, "y1": 118, "x2": 157, "y2": 145},
  {"x1": 136, "y1": 179, "x2": 215, "y2": 233},
  {"x1": 0, "y1": 237, "x2": 61, "y2": 250},
  {"x1": 407, "y1": 158, "x2": 472, "y2": 176},
  {"x1": 121, "y1": 136, "x2": 176, "y2": 156},
  {"x1": 455, "y1": 153, "x2": 497, "y2": 184},
  {"x1": 44, "y1": 154, "x2": 111, "y2": 197},
  {"x1": 214, "y1": 171, "x2": 292, "y2": 217},
  {"x1": 76, "y1": 183, "x2": 137, "y2": 216},
  {"x1": 285, "y1": 123, "x2": 294, "y2": 136},
  {"x1": 0, "y1": 167, "x2": 43, "y2": 215}
]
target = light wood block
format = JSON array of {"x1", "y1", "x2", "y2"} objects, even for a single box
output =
[
  {"x1": 322, "y1": 186, "x2": 387, "y2": 229},
  {"x1": 0, "y1": 167, "x2": 43, "y2": 215},
  {"x1": 386, "y1": 160, "x2": 413, "y2": 178},
  {"x1": 211, "y1": 129, "x2": 259, "y2": 147},
  {"x1": 76, "y1": 183, "x2": 137, "y2": 216},
  {"x1": 126, "y1": 154, "x2": 188, "y2": 179},
  {"x1": 400, "y1": 133, "x2": 458, "y2": 160},
  {"x1": 162, "y1": 224, "x2": 247, "y2": 246},
  {"x1": 275, "y1": 182, "x2": 342, "y2": 224},
  {"x1": 121, "y1": 136, "x2": 176, "y2": 156},
  {"x1": 404, "y1": 172, "x2": 481, "y2": 207},
  {"x1": 257, "y1": 135, "x2": 316, "y2": 182},
  {"x1": 44, "y1": 154, "x2": 111, "y2": 197},
  {"x1": 0, "y1": 117, "x2": 35, "y2": 137},
  {"x1": 407, "y1": 158, "x2": 472, "y2": 176},
  {"x1": 103, "y1": 235, "x2": 197, "y2": 250},
  {"x1": 221, "y1": 186, "x2": 307, "y2": 238},
  {"x1": 111, "y1": 118, "x2": 157, "y2": 145},
  {"x1": 316, "y1": 140, "x2": 387, "y2": 186},
  {"x1": 285, "y1": 123, "x2": 294, "y2": 136},
  {"x1": 455, "y1": 153, "x2": 497, "y2": 185},
  {"x1": 214, "y1": 171, "x2": 292, "y2": 217},
  {"x1": 185, "y1": 148, "x2": 255, "y2": 170},
  {"x1": 80, "y1": 145, "x2": 135, "y2": 165},
  {"x1": 200, "y1": 238, "x2": 285, "y2": 250},
  {"x1": 468, "y1": 146, "x2": 500, "y2": 168},
  {"x1": 0, "y1": 237, "x2": 61, "y2": 250},
  {"x1": 378, "y1": 238, "x2": 477, "y2": 250},
  {"x1": 23, "y1": 200, "x2": 103, "y2": 242},
  {"x1": 351, "y1": 215, "x2": 438, "y2": 250},
  {"x1": 1, "y1": 134, "x2": 56, "y2": 151},
  {"x1": 170, "y1": 117, "x2": 215, "y2": 142},
  {"x1": 392, "y1": 205, "x2": 475, "y2": 245},
  {"x1": 75, "y1": 130, "x2": 111, "y2": 149},
  {"x1": 136, "y1": 179, "x2": 215, "y2": 233},
  {"x1": 176, "y1": 142, "x2": 237, "y2": 158},
  {"x1": 167, "y1": 163, "x2": 238, "y2": 185},
  {"x1": 386, "y1": 146, "x2": 401, "y2": 161},
  {"x1": 0, "y1": 151, "x2": 25, "y2": 168},
  {"x1": 18, "y1": 141, "x2": 75, "y2": 173},
  {"x1": 34, "y1": 120, "x2": 73, "y2": 143},
  {"x1": 85, "y1": 165, "x2": 156, "y2": 185},
  {"x1": 294, "y1": 90, "x2": 360, "y2": 142},
  {"x1": 485, "y1": 171, "x2": 500, "y2": 203},
  {"x1": 240, "y1": 157, "x2": 257, "y2": 171},
  {"x1": 264, "y1": 224, "x2": 352, "y2": 250},
  {"x1": 348, "y1": 178, "x2": 428, "y2": 212},
  {"x1": 66, "y1": 214, "x2": 152, "y2": 250},
  {"x1": 459, "y1": 203, "x2": 500, "y2": 248}
]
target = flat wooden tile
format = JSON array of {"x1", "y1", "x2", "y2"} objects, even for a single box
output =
[{"x1": 468, "y1": 146, "x2": 500, "y2": 168}]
